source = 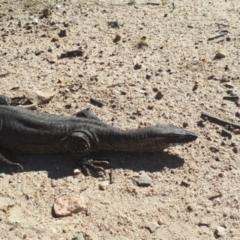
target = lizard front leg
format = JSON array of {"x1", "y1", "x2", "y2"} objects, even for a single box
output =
[{"x1": 65, "y1": 132, "x2": 110, "y2": 176}]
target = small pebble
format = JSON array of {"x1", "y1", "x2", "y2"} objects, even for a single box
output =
[
  {"x1": 148, "y1": 103, "x2": 154, "y2": 110},
  {"x1": 51, "y1": 179, "x2": 58, "y2": 187},
  {"x1": 42, "y1": 8, "x2": 52, "y2": 17},
  {"x1": 99, "y1": 181, "x2": 109, "y2": 191},
  {"x1": 72, "y1": 233, "x2": 84, "y2": 240},
  {"x1": 113, "y1": 34, "x2": 121, "y2": 43},
  {"x1": 233, "y1": 129, "x2": 240, "y2": 135},
  {"x1": 152, "y1": 87, "x2": 158, "y2": 92},
  {"x1": 218, "y1": 172, "x2": 224, "y2": 178},
  {"x1": 214, "y1": 52, "x2": 226, "y2": 60},
  {"x1": 74, "y1": 169, "x2": 81, "y2": 175},
  {"x1": 192, "y1": 82, "x2": 198, "y2": 91},
  {"x1": 157, "y1": 218, "x2": 165, "y2": 225},
  {"x1": 146, "y1": 73, "x2": 152, "y2": 80},
  {"x1": 155, "y1": 91, "x2": 163, "y2": 100},
  {"x1": 232, "y1": 147, "x2": 238, "y2": 153},
  {"x1": 197, "y1": 120, "x2": 206, "y2": 127},
  {"x1": 32, "y1": 18, "x2": 38, "y2": 24},
  {"x1": 134, "y1": 63, "x2": 142, "y2": 70},
  {"x1": 53, "y1": 196, "x2": 86, "y2": 217},
  {"x1": 51, "y1": 37, "x2": 59, "y2": 42},
  {"x1": 144, "y1": 222, "x2": 159, "y2": 233},
  {"x1": 215, "y1": 226, "x2": 226, "y2": 237},
  {"x1": 224, "y1": 83, "x2": 234, "y2": 88},
  {"x1": 187, "y1": 205, "x2": 194, "y2": 212},
  {"x1": 135, "y1": 173, "x2": 152, "y2": 187},
  {"x1": 58, "y1": 29, "x2": 67, "y2": 38},
  {"x1": 181, "y1": 180, "x2": 190, "y2": 187}
]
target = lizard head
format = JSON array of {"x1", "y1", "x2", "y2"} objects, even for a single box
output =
[
  {"x1": 123, "y1": 124, "x2": 198, "y2": 152},
  {"x1": 152, "y1": 124, "x2": 198, "y2": 149}
]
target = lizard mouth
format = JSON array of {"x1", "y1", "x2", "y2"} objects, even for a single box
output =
[{"x1": 155, "y1": 134, "x2": 198, "y2": 148}]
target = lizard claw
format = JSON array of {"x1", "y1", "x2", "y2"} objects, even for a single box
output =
[
  {"x1": 15, "y1": 163, "x2": 24, "y2": 172},
  {"x1": 80, "y1": 158, "x2": 111, "y2": 176}
]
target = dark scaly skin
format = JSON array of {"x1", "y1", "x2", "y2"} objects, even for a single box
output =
[{"x1": 0, "y1": 95, "x2": 197, "y2": 175}]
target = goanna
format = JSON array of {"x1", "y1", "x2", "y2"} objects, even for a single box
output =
[{"x1": 0, "y1": 95, "x2": 197, "y2": 175}]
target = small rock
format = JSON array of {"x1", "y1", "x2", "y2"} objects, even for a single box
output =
[
  {"x1": 113, "y1": 34, "x2": 121, "y2": 43},
  {"x1": 53, "y1": 196, "x2": 86, "y2": 217},
  {"x1": 181, "y1": 180, "x2": 190, "y2": 187},
  {"x1": 0, "y1": 173, "x2": 6, "y2": 178},
  {"x1": 191, "y1": 59, "x2": 199, "y2": 65},
  {"x1": 218, "y1": 172, "x2": 223, "y2": 178},
  {"x1": 144, "y1": 222, "x2": 159, "y2": 233},
  {"x1": 187, "y1": 205, "x2": 194, "y2": 212},
  {"x1": 42, "y1": 8, "x2": 52, "y2": 17},
  {"x1": 51, "y1": 37, "x2": 59, "y2": 42},
  {"x1": 152, "y1": 87, "x2": 158, "y2": 92},
  {"x1": 155, "y1": 91, "x2": 163, "y2": 100},
  {"x1": 210, "y1": 147, "x2": 219, "y2": 153},
  {"x1": 65, "y1": 104, "x2": 71, "y2": 109},
  {"x1": 47, "y1": 58, "x2": 57, "y2": 64},
  {"x1": 8, "y1": 179, "x2": 13, "y2": 183},
  {"x1": 99, "y1": 181, "x2": 109, "y2": 191},
  {"x1": 215, "y1": 226, "x2": 226, "y2": 237},
  {"x1": 214, "y1": 52, "x2": 226, "y2": 60},
  {"x1": 58, "y1": 29, "x2": 67, "y2": 38},
  {"x1": 134, "y1": 63, "x2": 142, "y2": 70},
  {"x1": 32, "y1": 18, "x2": 38, "y2": 25},
  {"x1": 233, "y1": 129, "x2": 240, "y2": 135},
  {"x1": 148, "y1": 103, "x2": 154, "y2": 110},
  {"x1": 207, "y1": 75, "x2": 215, "y2": 80},
  {"x1": 120, "y1": 90, "x2": 127, "y2": 95},
  {"x1": 135, "y1": 173, "x2": 152, "y2": 187},
  {"x1": 182, "y1": 122, "x2": 188, "y2": 128},
  {"x1": 132, "y1": 87, "x2": 147, "y2": 94},
  {"x1": 107, "y1": 19, "x2": 123, "y2": 28},
  {"x1": 157, "y1": 218, "x2": 165, "y2": 225},
  {"x1": 130, "y1": 115, "x2": 136, "y2": 120},
  {"x1": 72, "y1": 233, "x2": 84, "y2": 240},
  {"x1": 26, "y1": 89, "x2": 55, "y2": 105},
  {"x1": 60, "y1": 50, "x2": 84, "y2": 58},
  {"x1": 146, "y1": 73, "x2": 152, "y2": 80},
  {"x1": 90, "y1": 98, "x2": 104, "y2": 107},
  {"x1": 198, "y1": 220, "x2": 210, "y2": 227},
  {"x1": 51, "y1": 179, "x2": 58, "y2": 187},
  {"x1": 74, "y1": 169, "x2": 81, "y2": 176},
  {"x1": 235, "y1": 112, "x2": 240, "y2": 118},
  {"x1": 192, "y1": 82, "x2": 198, "y2": 91},
  {"x1": 233, "y1": 147, "x2": 238, "y2": 153},
  {"x1": 224, "y1": 83, "x2": 234, "y2": 88},
  {"x1": 197, "y1": 120, "x2": 206, "y2": 127}
]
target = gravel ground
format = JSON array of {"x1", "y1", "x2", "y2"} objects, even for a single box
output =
[{"x1": 0, "y1": 0, "x2": 240, "y2": 239}]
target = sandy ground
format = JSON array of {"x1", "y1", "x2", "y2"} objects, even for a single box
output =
[{"x1": 0, "y1": 0, "x2": 240, "y2": 239}]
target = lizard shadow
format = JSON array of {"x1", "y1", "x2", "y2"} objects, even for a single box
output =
[
  {"x1": 0, "y1": 150, "x2": 184, "y2": 179},
  {"x1": 98, "y1": 150, "x2": 184, "y2": 173}
]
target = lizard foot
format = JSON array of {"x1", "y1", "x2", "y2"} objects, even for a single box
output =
[
  {"x1": 0, "y1": 153, "x2": 23, "y2": 172},
  {"x1": 80, "y1": 158, "x2": 111, "y2": 176}
]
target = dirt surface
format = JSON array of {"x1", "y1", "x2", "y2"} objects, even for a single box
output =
[{"x1": 0, "y1": 0, "x2": 240, "y2": 239}]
